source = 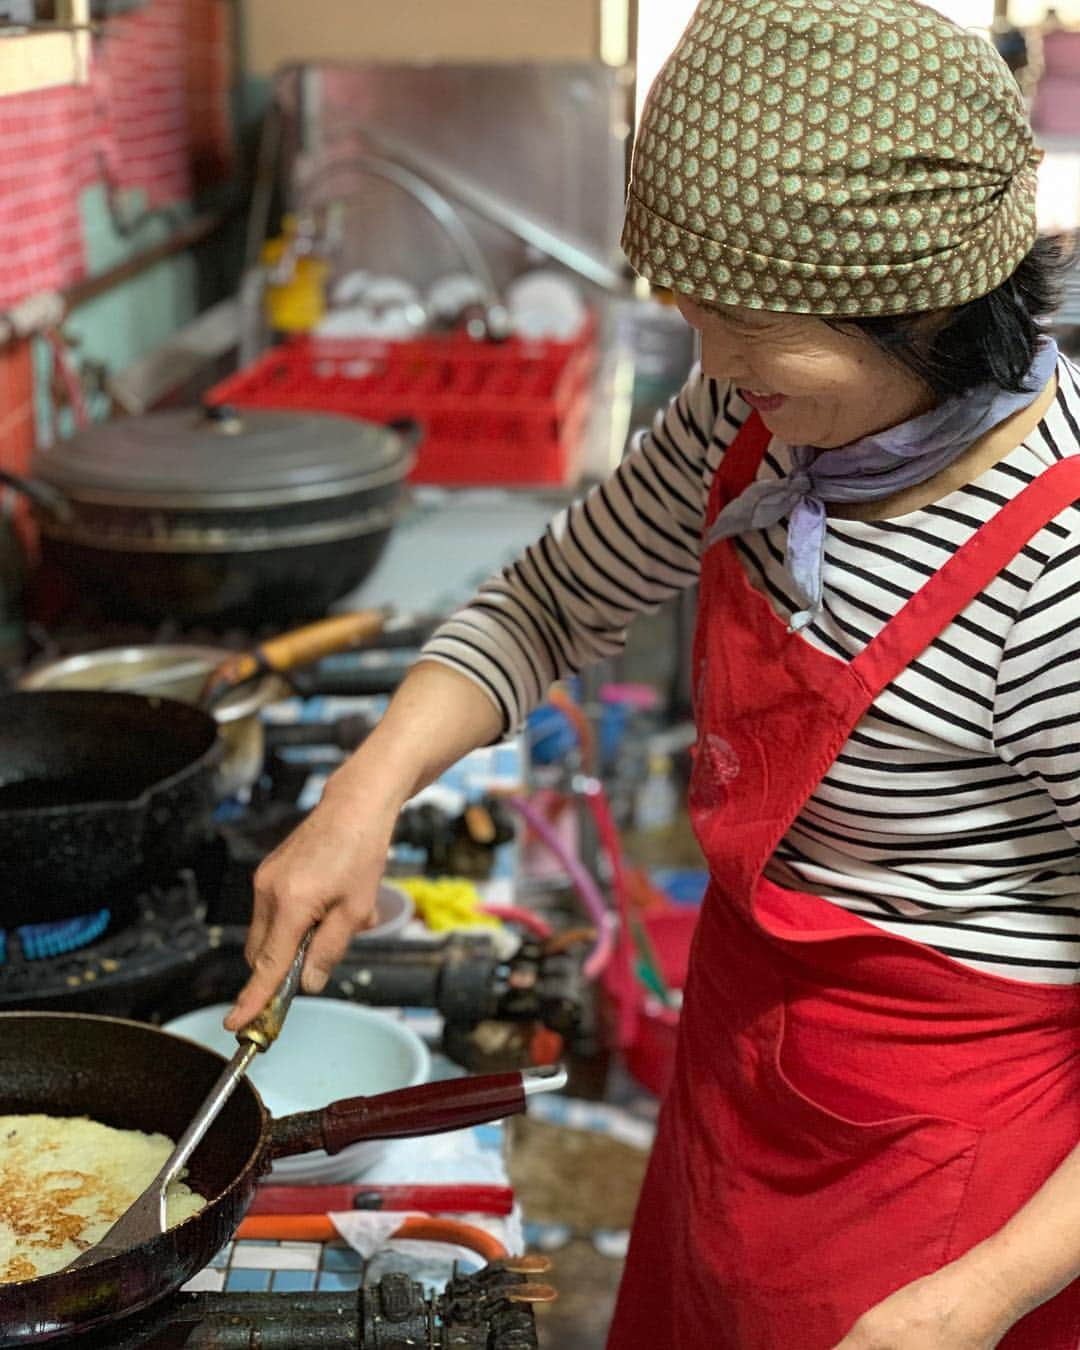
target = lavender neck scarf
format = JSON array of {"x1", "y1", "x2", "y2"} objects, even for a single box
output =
[{"x1": 705, "y1": 340, "x2": 1059, "y2": 633}]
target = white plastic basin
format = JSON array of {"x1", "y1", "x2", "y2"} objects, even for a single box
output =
[{"x1": 162, "y1": 997, "x2": 431, "y2": 1183}]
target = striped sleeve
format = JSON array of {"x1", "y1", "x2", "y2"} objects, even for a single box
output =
[
  {"x1": 993, "y1": 523, "x2": 1080, "y2": 841},
  {"x1": 421, "y1": 368, "x2": 744, "y2": 728}
]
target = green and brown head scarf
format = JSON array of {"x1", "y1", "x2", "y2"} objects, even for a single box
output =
[{"x1": 622, "y1": 0, "x2": 1043, "y2": 316}]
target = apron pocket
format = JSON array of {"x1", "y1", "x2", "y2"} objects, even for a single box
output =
[
  {"x1": 711, "y1": 999, "x2": 988, "y2": 1344},
  {"x1": 776, "y1": 977, "x2": 985, "y2": 1143}
]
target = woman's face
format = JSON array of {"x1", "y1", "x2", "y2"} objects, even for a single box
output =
[{"x1": 675, "y1": 295, "x2": 936, "y2": 448}]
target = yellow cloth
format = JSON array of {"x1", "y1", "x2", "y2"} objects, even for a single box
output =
[{"x1": 395, "y1": 877, "x2": 501, "y2": 933}]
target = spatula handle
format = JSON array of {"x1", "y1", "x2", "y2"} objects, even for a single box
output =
[{"x1": 237, "y1": 927, "x2": 314, "y2": 1052}]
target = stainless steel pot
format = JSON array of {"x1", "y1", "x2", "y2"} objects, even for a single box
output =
[
  {"x1": 19, "y1": 611, "x2": 388, "y2": 797},
  {"x1": 19, "y1": 646, "x2": 282, "y2": 798}
]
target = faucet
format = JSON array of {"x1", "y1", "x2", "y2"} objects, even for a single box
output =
[{"x1": 295, "y1": 147, "x2": 512, "y2": 342}]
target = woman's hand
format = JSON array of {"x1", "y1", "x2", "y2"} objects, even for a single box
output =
[
  {"x1": 831, "y1": 1252, "x2": 1023, "y2": 1350},
  {"x1": 222, "y1": 660, "x2": 506, "y2": 1031},
  {"x1": 223, "y1": 766, "x2": 398, "y2": 1029}
]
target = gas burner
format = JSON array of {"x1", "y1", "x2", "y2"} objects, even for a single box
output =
[
  {"x1": 60, "y1": 1264, "x2": 545, "y2": 1349},
  {"x1": 0, "y1": 873, "x2": 214, "y2": 1017},
  {"x1": 5, "y1": 908, "x2": 112, "y2": 962}
]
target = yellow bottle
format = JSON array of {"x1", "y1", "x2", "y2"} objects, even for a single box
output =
[{"x1": 261, "y1": 216, "x2": 329, "y2": 333}]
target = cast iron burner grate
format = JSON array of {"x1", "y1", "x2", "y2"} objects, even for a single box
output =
[
  {"x1": 59, "y1": 1267, "x2": 542, "y2": 1349},
  {"x1": 0, "y1": 873, "x2": 214, "y2": 1016}
]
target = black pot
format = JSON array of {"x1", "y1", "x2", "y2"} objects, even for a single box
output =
[{"x1": 1, "y1": 408, "x2": 418, "y2": 627}]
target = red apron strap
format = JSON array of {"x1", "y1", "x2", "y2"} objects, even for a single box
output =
[
  {"x1": 853, "y1": 456, "x2": 1080, "y2": 698},
  {"x1": 705, "y1": 410, "x2": 771, "y2": 526}
]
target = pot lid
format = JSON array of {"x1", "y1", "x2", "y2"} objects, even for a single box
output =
[{"x1": 33, "y1": 407, "x2": 413, "y2": 505}]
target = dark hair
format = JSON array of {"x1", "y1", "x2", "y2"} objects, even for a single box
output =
[{"x1": 833, "y1": 233, "x2": 1072, "y2": 399}]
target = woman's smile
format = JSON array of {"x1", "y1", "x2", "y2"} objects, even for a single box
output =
[
  {"x1": 737, "y1": 389, "x2": 787, "y2": 413},
  {"x1": 675, "y1": 294, "x2": 936, "y2": 447}
]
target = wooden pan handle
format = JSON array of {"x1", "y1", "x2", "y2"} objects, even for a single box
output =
[
  {"x1": 268, "y1": 1073, "x2": 526, "y2": 1161},
  {"x1": 200, "y1": 610, "x2": 388, "y2": 706}
]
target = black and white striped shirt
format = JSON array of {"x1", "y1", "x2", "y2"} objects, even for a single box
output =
[{"x1": 425, "y1": 356, "x2": 1080, "y2": 984}]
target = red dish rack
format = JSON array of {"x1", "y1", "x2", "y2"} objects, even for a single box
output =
[{"x1": 206, "y1": 318, "x2": 598, "y2": 486}]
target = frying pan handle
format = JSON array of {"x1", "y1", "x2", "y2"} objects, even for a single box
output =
[
  {"x1": 0, "y1": 468, "x2": 71, "y2": 521},
  {"x1": 199, "y1": 609, "x2": 390, "y2": 707},
  {"x1": 268, "y1": 1070, "x2": 541, "y2": 1160}
]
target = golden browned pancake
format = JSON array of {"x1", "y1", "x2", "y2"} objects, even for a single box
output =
[{"x1": 0, "y1": 1114, "x2": 206, "y2": 1282}]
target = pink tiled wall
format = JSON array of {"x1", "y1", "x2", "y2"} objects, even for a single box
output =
[{"x1": 0, "y1": 0, "x2": 234, "y2": 311}]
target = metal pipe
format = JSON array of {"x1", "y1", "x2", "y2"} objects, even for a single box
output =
[
  {"x1": 0, "y1": 207, "x2": 236, "y2": 349},
  {"x1": 361, "y1": 125, "x2": 631, "y2": 295}
]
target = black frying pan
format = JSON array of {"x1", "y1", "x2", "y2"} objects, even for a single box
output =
[
  {"x1": 0, "y1": 691, "x2": 220, "y2": 923},
  {"x1": 0, "y1": 611, "x2": 389, "y2": 924},
  {"x1": 0, "y1": 692, "x2": 221, "y2": 922},
  {"x1": 0, "y1": 1012, "x2": 541, "y2": 1345}
]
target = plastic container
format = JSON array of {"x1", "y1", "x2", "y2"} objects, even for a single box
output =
[
  {"x1": 603, "y1": 908, "x2": 698, "y2": 1098},
  {"x1": 207, "y1": 318, "x2": 597, "y2": 486},
  {"x1": 261, "y1": 221, "x2": 329, "y2": 334},
  {"x1": 162, "y1": 998, "x2": 431, "y2": 1182}
]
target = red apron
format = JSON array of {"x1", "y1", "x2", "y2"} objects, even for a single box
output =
[{"x1": 607, "y1": 414, "x2": 1080, "y2": 1350}]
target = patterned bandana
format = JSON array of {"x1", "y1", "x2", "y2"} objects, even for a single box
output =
[
  {"x1": 704, "y1": 339, "x2": 1060, "y2": 632},
  {"x1": 622, "y1": 0, "x2": 1043, "y2": 316}
]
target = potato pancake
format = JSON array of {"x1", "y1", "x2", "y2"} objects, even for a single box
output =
[{"x1": 0, "y1": 1114, "x2": 206, "y2": 1282}]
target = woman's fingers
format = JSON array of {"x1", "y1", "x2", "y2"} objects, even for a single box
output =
[
  {"x1": 302, "y1": 894, "x2": 377, "y2": 992},
  {"x1": 225, "y1": 886, "x2": 327, "y2": 1029}
]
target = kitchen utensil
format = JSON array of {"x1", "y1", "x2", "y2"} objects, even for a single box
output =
[
  {"x1": 66, "y1": 930, "x2": 313, "y2": 1272},
  {"x1": 19, "y1": 645, "x2": 281, "y2": 799},
  {"x1": 0, "y1": 1011, "x2": 566, "y2": 1345},
  {"x1": 18, "y1": 609, "x2": 389, "y2": 798},
  {"x1": 0, "y1": 408, "x2": 419, "y2": 626},
  {"x1": 5, "y1": 614, "x2": 388, "y2": 907},
  {"x1": 162, "y1": 995, "x2": 431, "y2": 1182},
  {"x1": 0, "y1": 690, "x2": 221, "y2": 921},
  {"x1": 246, "y1": 1181, "x2": 514, "y2": 1216}
]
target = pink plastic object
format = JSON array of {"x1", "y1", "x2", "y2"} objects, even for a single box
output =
[
  {"x1": 206, "y1": 319, "x2": 598, "y2": 486},
  {"x1": 602, "y1": 908, "x2": 698, "y2": 1098},
  {"x1": 600, "y1": 682, "x2": 661, "y2": 712},
  {"x1": 1031, "y1": 32, "x2": 1080, "y2": 137},
  {"x1": 1043, "y1": 28, "x2": 1080, "y2": 79}
]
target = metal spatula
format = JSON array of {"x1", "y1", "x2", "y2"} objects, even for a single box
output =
[{"x1": 66, "y1": 929, "x2": 314, "y2": 1271}]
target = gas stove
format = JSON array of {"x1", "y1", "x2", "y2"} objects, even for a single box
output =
[
  {"x1": 1, "y1": 620, "x2": 586, "y2": 1060},
  {"x1": 0, "y1": 821, "x2": 584, "y2": 1072},
  {"x1": 49, "y1": 1261, "x2": 549, "y2": 1348},
  {"x1": 0, "y1": 678, "x2": 567, "y2": 1349}
]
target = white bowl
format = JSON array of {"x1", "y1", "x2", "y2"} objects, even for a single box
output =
[
  {"x1": 162, "y1": 998, "x2": 431, "y2": 1183},
  {"x1": 358, "y1": 881, "x2": 415, "y2": 941}
]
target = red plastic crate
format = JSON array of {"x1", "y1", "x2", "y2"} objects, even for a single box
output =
[{"x1": 206, "y1": 318, "x2": 598, "y2": 486}]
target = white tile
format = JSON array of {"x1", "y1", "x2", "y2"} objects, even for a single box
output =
[
  {"x1": 231, "y1": 1243, "x2": 321, "y2": 1271},
  {"x1": 182, "y1": 1268, "x2": 227, "y2": 1293}
]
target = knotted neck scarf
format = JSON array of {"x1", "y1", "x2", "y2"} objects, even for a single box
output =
[{"x1": 704, "y1": 338, "x2": 1060, "y2": 632}]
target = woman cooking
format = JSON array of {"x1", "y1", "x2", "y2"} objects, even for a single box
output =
[{"x1": 225, "y1": 0, "x2": 1080, "y2": 1345}]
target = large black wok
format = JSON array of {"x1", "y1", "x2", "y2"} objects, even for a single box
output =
[
  {"x1": 0, "y1": 408, "x2": 418, "y2": 627},
  {"x1": 0, "y1": 1012, "x2": 544, "y2": 1345},
  {"x1": 0, "y1": 691, "x2": 220, "y2": 922}
]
